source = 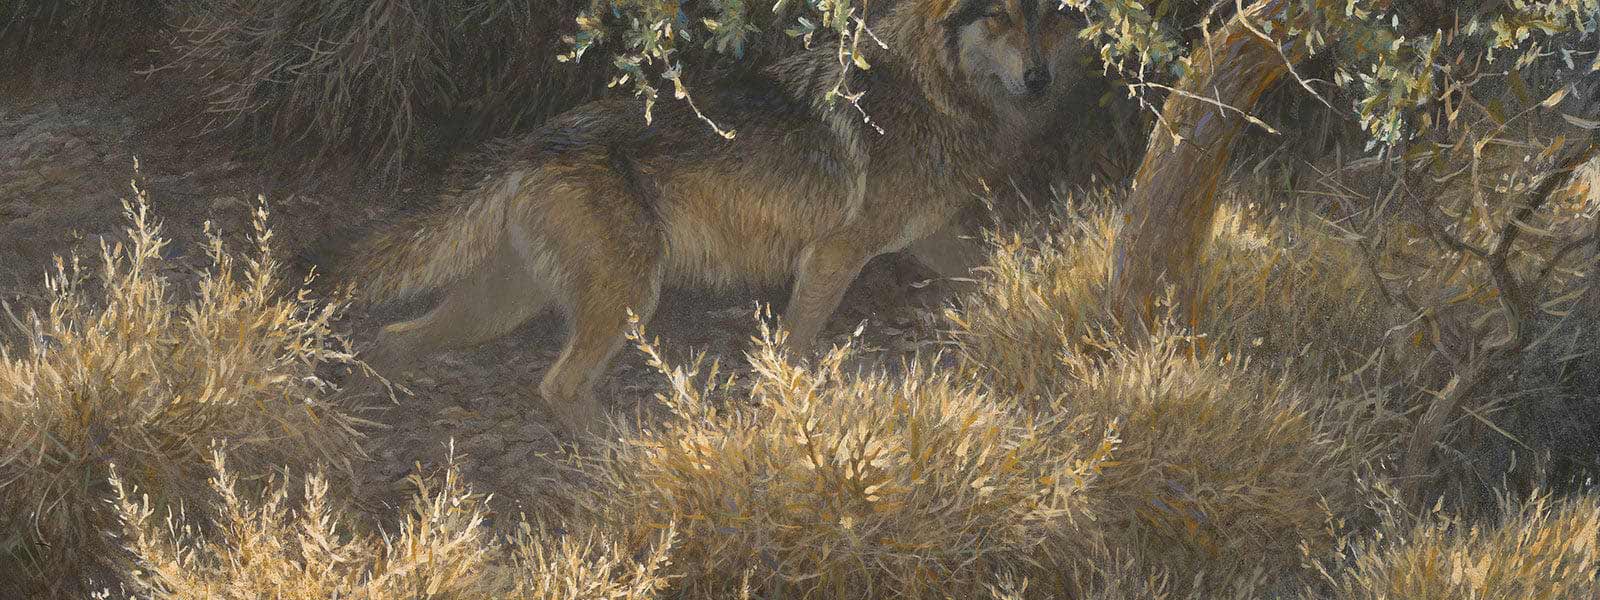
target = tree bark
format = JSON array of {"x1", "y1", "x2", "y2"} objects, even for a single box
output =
[{"x1": 1109, "y1": 0, "x2": 1305, "y2": 324}]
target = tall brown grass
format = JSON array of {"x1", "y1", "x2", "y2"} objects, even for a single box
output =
[
  {"x1": 0, "y1": 170, "x2": 368, "y2": 597},
  {"x1": 106, "y1": 448, "x2": 492, "y2": 600},
  {"x1": 555, "y1": 311, "x2": 1117, "y2": 598},
  {"x1": 942, "y1": 158, "x2": 1600, "y2": 593},
  {"x1": 153, "y1": 0, "x2": 823, "y2": 182},
  {"x1": 503, "y1": 520, "x2": 679, "y2": 600},
  {"x1": 2, "y1": 181, "x2": 1596, "y2": 597},
  {"x1": 104, "y1": 445, "x2": 682, "y2": 600},
  {"x1": 157, "y1": 0, "x2": 603, "y2": 179},
  {"x1": 0, "y1": 135, "x2": 1595, "y2": 599},
  {"x1": 1059, "y1": 326, "x2": 1371, "y2": 591},
  {"x1": 946, "y1": 198, "x2": 1410, "y2": 593},
  {"x1": 948, "y1": 196, "x2": 1403, "y2": 403},
  {"x1": 1311, "y1": 489, "x2": 1600, "y2": 599},
  {"x1": 0, "y1": 0, "x2": 163, "y2": 62}
]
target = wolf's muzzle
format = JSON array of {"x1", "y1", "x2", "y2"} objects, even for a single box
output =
[{"x1": 1024, "y1": 66, "x2": 1050, "y2": 95}]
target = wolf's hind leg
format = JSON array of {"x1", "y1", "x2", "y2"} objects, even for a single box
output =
[
  {"x1": 364, "y1": 236, "x2": 552, "y2": 374},
  {"x1": 781, "y1": 233, "x2": 876, "y2": 356},
  {"x1": 539, "y1": 259, "x2": 664, "y2": 439},
  {"x1": 534, "y1": 159, "x2": 667, "y2": 439}
]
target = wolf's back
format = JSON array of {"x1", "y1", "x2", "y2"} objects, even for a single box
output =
[{"x1": 348, "y1": 169, "x2": 526, "y2": 303}]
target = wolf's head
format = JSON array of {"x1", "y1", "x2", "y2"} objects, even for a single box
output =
[
  {"x1": 942, "y1": 0, "x2": 1076, "y2": 96},
  {"x1": 880, "y1": 0, "x2": 1083, "y2": 130}
]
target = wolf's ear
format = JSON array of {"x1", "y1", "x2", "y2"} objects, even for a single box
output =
[{"x1": 939, "y1": 0, "x2": 996, "y2": 28}]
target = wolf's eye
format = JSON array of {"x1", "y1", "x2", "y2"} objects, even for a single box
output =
[{"x1": 942, "y1": 0, "x2": 1005, "y2": 28}]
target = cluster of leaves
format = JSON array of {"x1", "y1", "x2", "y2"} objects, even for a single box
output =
[
  {"x1": 1059, "y1": 0, "x2": 1188, "y2": 82},
  {"x1": 1048, "y1": 0, "x2": 1595, "y2": 153},
  {"x1": 1319, "y1": 0, "x2": 1598, "y2": 149},
  {"x1": 560, "y1": 0, "x2": 881, "y2": 136}
]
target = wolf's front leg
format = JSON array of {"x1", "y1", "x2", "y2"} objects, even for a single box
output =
[
  {"x1": 781, "y1": 234, "x2": 876, "y2": 356},
  {"x1": 904, "y1": 223, "x2": 989, "y2": 280}
]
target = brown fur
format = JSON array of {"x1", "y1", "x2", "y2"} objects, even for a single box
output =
[{"x1": 346, "y1": 0, "x2": 1082, "y2": 437}]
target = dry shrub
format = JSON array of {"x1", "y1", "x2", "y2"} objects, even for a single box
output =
[
  {"x1": 949, "y1": 196, "x2": 1399, "y2": 404},
  {"x1": 1314, "y1": 490, "x2": 1600, "y2": 599},
  {"x1": 561, "y1": 312, "x2": 1115, "y2": 599},
  {"x1": 154, "y1": 0, "x2": 813, "y2": 182},
  {"x1": 103, "y1": 445, "x2": 682, "y2": 600},
  {"x1": 160, "y1": 0, "x2": 609, "y2": 180},
  {"x1": 943, "y1": 204, "x2": 1114, "y2": 404},
  {"x1": 0, "y1": 0, "x2": 163, "y2": 64},
  {"x1": 0, "y1": 171, "x2": 367, "y2": 596},
  {"x1": 1259, "y1": 73, "x2": 1600, "y2": 508},
  {"x1": 1059, "y1": 325, "x2": 1368, "y2": 591},
  {"x1": 948, "y1": 201, "x2": 1394, "y2": 593},
  {"x1": 987, "y1": 551, "x2": 1277, "y2": 600},
  {"x1": 503, "y1": 522, "x2": 678, "y2": 600},
  {"x1": 105, "y1": 448, "x2": 493, "y2": 600}
]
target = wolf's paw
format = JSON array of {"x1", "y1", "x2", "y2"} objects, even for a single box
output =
[
  {"x1": 360, "y1": 336, "x2": 415, "y2": 376},
  {"x1": 540, "y1": 394, "x2": 606, "y2": 443}
]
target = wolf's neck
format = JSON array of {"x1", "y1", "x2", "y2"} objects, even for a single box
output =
[
  {"x1": 868, "y1": 6, "x2": 996, "y2": 124},
  {"x1": 770, "y1": 35, "x2": 992, "y2": 136},
  {"x1": 765, "y1": 42, "x2": 1006, "y2": 194}
]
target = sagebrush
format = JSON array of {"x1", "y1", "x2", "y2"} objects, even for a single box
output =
[
  {"x1": 557, "y1": 312, "x2": 1116, "y2": 598},
  {"x1": 0, "y1": 171, "x2": 368, "y2": 597}
]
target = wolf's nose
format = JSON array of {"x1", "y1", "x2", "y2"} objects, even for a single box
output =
[{"x1": 1024, "y1": 67, "x2": 1050, "y2": 95}]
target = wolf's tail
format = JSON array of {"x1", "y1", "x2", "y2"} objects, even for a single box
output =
[{"x1": 348, "y1": 172, "x2": 526, "y2": 304}]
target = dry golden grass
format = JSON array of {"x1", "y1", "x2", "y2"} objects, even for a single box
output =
[
  {"x1": 1312, "y1": 489, "x2": 1600, "y2": 600},
  {"x1": 1058, "y1": 326, "x2": 1370, "y2": 591},
  {"x1": 4, "y1": 163, "x2": 1599, "y2": 598},
  {"x1": 105, "y1": 447, "x2": 493, "y2": 600},
  {"x1": 949, "y1": 195, "x2": 1401, "y2": 403},
  {"x1": 0, "y1": 171, "x2": 369, "y2": 596},
  {"x1": 503, "y1": 521, "x2": 678, "y2": 600},
  {"x1": 555, "y1": 312, "x2": 1117, "y2": 599},
  {"x1": 946, "y1": 198, "x2": 1408, "y2": 593},
  {"x1": 941, "y1": 154, "x2": 1600, "y2": 594},
  {"x1": 102, "y1": 444, "x2": 682, "y2": 600}
]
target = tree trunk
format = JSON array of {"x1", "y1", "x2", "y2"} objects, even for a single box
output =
[{"x1": 1109, "y1": 0, "x2": 1305, "y2": 323}]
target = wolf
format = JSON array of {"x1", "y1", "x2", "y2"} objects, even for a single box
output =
[{"x1": 345, "y1": 0, "x2": 1081, "y2": 436}]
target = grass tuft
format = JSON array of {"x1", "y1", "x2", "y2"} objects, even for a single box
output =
[
  {"x1": 0, "y1": 167, "x2": 369, "y2": 596},
  {"x1": 557, "y1": 309, "x2": 1115, "y2": 598},
  {"x1": 106, "y1": 446, "x2": 493, "y2": 600},
  {"x1": 1313, "y1": 489, "x2": 1600, "y2": 600}
]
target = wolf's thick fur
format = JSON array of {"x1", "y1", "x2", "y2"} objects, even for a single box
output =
[{"x1": 348, "y1": 0, "x2": 1080, "y2": 435}]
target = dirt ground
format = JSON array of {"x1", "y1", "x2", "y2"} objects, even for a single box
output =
[{"x1": 0, "y1": 54, "x2": 970, "y2": 529}]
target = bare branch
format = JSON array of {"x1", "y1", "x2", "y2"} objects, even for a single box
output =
[{"x1": 1483, "y1": 133, "x2": 1600, "y2": 350}]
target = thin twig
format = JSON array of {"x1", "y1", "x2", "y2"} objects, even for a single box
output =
[
  {"x1": 1128, "y1": 81, "x2": 1281, "y2": 135},
  {"x1": 1235, "y1": 0, "x2": 1331, "y2": 109}
]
